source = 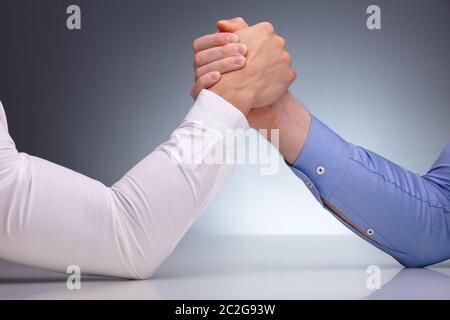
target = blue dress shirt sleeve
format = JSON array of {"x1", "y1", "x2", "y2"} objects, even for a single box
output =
[{"x1": 289, "y1": 115, "x2": 450, "y2": 267}]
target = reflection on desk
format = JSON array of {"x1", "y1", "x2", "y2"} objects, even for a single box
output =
[{"x1": 0, "y1": 234, "x2": 449, "y2": 299}]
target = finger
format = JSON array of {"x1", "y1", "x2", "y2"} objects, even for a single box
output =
[
  {"x1": 195, "y1": 55, "x2": 246, "y2": 80},
  {"x1": 191, "y1": 72, "x2": 221, "y2": 99},
  {"x1": 193, "y1": 33, "x2": 239, "y2": 53},
  {"x1": 194, "y1": 43, "x2": 247, "y2": 68},
  {"x1": 217, "y1": 17, "x2": 249, "y2": 32}
]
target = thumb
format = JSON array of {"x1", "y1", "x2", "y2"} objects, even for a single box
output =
[{"x1": 217, "y1": 17, "x2": 249, "y2": 32}]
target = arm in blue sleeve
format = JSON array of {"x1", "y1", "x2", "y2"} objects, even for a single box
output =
[{"x1": 289, "y1": 115, "x2": 450, "y2": 267}]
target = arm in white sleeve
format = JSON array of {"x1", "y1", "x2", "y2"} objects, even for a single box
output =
[{"x1": 0, "y1": 90, "x2": 248, "y2": 279}]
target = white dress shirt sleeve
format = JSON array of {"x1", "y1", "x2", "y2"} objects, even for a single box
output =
[{"x1": 0, "y1": 90, "x2": 248, "y2": 279}]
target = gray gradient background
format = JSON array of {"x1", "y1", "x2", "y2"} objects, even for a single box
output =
[{"x1": 0, "y1": 0, "x2": 448, "y2": 235}]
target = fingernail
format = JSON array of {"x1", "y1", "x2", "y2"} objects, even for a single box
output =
[
  {"x1": 234, "y1": 44, "x2": 246, "y2": 54},
  {"x1": 233, "y1": 56, "x2": 245, "y2": 66}
]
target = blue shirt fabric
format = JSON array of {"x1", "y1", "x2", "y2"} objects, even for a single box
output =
[{"x1": 290, "y1": 115, "x2": 450, "y2": 267}]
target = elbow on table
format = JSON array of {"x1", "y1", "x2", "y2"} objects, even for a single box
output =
[
  {"x1": 390, "y1": 185, "x2": 450, "y2": 269},
  {"x1": 392, "y1": 239, "x2": 450, "y2": 269},
  {"x1": 125, "y1": 263, "x2": 160, "y2": 280},
  {"x1": 110, "y1": 235, "x2": 165, "y2": 280}
]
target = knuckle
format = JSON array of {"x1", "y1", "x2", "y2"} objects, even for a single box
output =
[
  {"x1": 211, "y1": 35, "x2": 222, "y2": 47},
  {"x1": 284, "y1": 52, "x2": 292, "y2": 64},
  {"x1": 193, "y1": 53, "x2": 202, "y2": 66},
  {"x1": 206, "y1": 34, "x2": 223, "y2": 48},
  {"x1": 195, "y1": 68, "x2": 203, "y2": 80},
  {"x1": 192, "y1": 39, "x2": 200, "y2": 51},
  {"x1": 276, "y1": 36, "x2": 285, "y2": 48},
  {"x1": 218, "y1": 33, "x2": 234, "y2": 45},
  {"x1": 259, "y1": 21, "x2": 274, "y2": 33},
  {"x1": 221, "y1": 44, "x2": 232, "y2": 55},
  {"x1": 290, "y1": 69, "x2": 297, "y2": 82},
  {"x1": 217, "y1": 34, "x2": 228, "y2": 46},
  {"x1": 198, "y1": 76, "x2": 208, "y2": 88},
  {"x1": 220, "y1": 58, "x2": 231, "y2": 70}
]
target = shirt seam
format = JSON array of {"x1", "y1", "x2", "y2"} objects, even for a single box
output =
[
  {"x1": 323, "y1": 143, "x2": 352, "y2": 202},
  {"x1": 349, "y1": 157, "x2": 450, "y2": 212}
]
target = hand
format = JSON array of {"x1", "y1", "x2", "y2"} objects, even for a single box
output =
[
  {"x1": 191, "y1": 18, "x2": 296, "y2": 115},
  {"x1": 211, "y1": 22, "x2": 296, "y2": 115},
  {"x1": 192, "y1": 18, "x2": 279, "y2": 128},
  {"x1": 191, "y1": 30, "x2": 248, "y2": 99}
]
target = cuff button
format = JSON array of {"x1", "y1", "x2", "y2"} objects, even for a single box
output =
[{"x1": 316, "y1": 166, "x2": 325, "y2": 175}]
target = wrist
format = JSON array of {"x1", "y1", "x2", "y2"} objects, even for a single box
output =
[
  {"x1": 210, "y1": 83, "x2": 254, "y2": 116},
  {"x1": 271, "y1": 92, "x2": 311, "y2": 165}
]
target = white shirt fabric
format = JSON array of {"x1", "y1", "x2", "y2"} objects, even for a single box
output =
[{"x1": 0, "y1": 90, "x2": 248, "y2": 279}]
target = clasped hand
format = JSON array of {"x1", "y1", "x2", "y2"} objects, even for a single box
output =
[{"x1": 191, "y1": 17, "x2": 296, "y2": 116}]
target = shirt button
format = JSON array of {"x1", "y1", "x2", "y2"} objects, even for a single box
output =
[
  {"x1": 316, "y1": 166, "x2": 325, "y2": 175},
  {"x1": 366, "y1": 228, "x2": 375, "y2": 237}
]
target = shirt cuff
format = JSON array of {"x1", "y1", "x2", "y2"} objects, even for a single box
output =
[
  {"x1": 289, "y1": 115, "x2": 352, "y2": 202},
  {"x1": 185, "y1": 89, "x2": 249, "y2": 131}
]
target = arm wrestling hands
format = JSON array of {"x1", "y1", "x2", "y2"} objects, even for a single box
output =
[
  {"x1": 191, "y1": 18, "x2": 450, "y2": 269},
  {"x1": 191, "y1": 17, "x2": 311, "y2": 164}
]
